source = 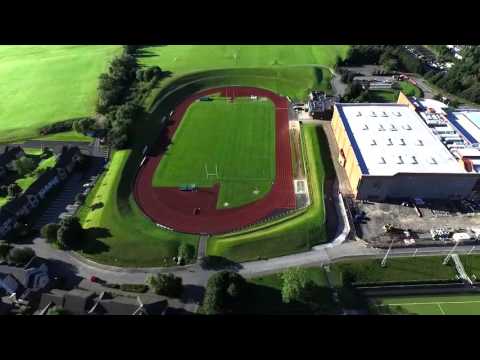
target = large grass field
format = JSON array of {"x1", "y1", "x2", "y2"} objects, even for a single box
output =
[
  {"x1": 374, "y1": 294, "x2": 480, "y2": 315},
  {"x1": 141, "y1": 45, "x2": 349, "y2": 102},
  {"x1": 0, "y1": 45, "x2": 121, "y2": 143},
  {"x1": 153, "y1": 97, "x2": 275, "y2": 208},
  {"x1": 206, "y1": 124, "x2": 331, "y2": 262}
]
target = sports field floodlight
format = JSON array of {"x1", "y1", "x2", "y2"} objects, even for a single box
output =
[
  {"x1": 443, "y1": 240, "x2": 460, "y2": 265},
  {"x1": 381, "y1": 238, "x2": 395, "y2": 267}
]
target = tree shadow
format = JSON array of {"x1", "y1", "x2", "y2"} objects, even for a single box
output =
[
  {"x1": 79, "y1": 227, "x2": 111, "y2": 255},
  {"x1": 181, "y1": 284, "x2": 205, "y2": 305},
  {"x1": 47, "y1": 258, "x2": 83, "y2": 290},
  {"x1": 90, "y1": 202, "x2": 104, "y2": 211},
  {"x1": 199, "y1": 256, "x2": 243, "y2": 271}
]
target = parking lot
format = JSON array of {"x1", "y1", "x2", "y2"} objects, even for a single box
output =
[
  {"x1": 32, "y1": 156, "x2": 106, "y2": 230},
  {"x1": 351, "y1": 197, "x2": 480, "y2": 248}
]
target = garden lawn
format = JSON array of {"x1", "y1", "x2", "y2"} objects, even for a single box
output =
[
  {"x1": 206, "y1": 124, "x2": 331, "y2": 262},
  {"x1": 76, "y1": 151, "x2": 198, "y2": 267},
  {"x1": 33, "y1": 131, "x2": 93, "y2": 143},
  {"x1": 0, "y1": 45, "x2": 121, "y2": 143},
  {"x1": 153, "y1": 98, "x2": 275, "y2": 208}
]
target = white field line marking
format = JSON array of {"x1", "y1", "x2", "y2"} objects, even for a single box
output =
[
  {"x1": 437, "y1": 303, "x2": 446, "y2": 315},
  {"x1": 377, "y1": 300, "x2": 480, "y2": 307}
]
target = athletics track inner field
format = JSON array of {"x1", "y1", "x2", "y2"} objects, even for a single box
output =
[{"x1": 134, "y1": 86, "x2": 295, "y2": 234}]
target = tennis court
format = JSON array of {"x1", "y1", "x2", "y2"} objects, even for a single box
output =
[{"x1": 375, "y1": 294, "x2": 480, "y2": 315}]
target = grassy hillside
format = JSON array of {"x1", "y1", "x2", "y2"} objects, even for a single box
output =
[
  {"x1": 141, "y1": 45, "x2": 348, "y2": 74},
  {"x1": 0, "y1": 45, "x2": 121, "y2": 143}
]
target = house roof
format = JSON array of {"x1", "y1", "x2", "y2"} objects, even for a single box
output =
[
  {"x1": 56, "y1": 147, "x2": 80, "y2": 169},
  {"x1": 24, "y1": 168, "x2": 58, "y2": 196},
  {"x1": 38, "y1": 289, "x2": 68, "y2": 312},
  {"x1": 0, "y1": 266, "x2": 27, "y2": 287},
  {"x1": 64, "y1": 289, "x2": 96, "y2": 314},
  {"x1": 2, "y1": 196, "x2": 29, "y2": 216}
]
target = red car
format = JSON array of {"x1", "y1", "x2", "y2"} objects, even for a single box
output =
[{"x1": 90, "y1": 276, "x2": 106, "y2": 284}]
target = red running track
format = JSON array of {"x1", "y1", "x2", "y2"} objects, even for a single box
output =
[{"x1": 134, "y1": 86, "x2": 295, "y2": 234}]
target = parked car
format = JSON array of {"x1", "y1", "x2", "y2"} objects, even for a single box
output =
[{"x1": 90, "y1": 276, "x2": 106, "y2": 285}]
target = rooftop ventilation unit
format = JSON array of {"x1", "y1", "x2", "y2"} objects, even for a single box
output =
[
  {"x1": 371, "y1": 111, "x2": 377, "y2": 117},
  {"x1": 382, "y1": 111, "x2": 388, "y2": 117},
  {"x1": 403, "y1": 124, "x2": 412, "y2": 130},
  {"x1": 399, "y1": 138, "x2": 406, "y2": 145},
  {"x1": 397, "y1": 156, "x2": 404, "y2": 164},
  {"x1": 390, "y1": 124, "x2": 397, "y2": 131},
  {"x1": 395, "y1": 112, "x2": 402, "y2": 117},
  {"x1": 417, "y1": 139, "x2": 424, "y2": 146},
  {"x1": 411, "y1": 156, "x2": 418, "y2": 164},
  {"x1": 378, "y1": 124, "x2": 386, "y2": 131},
  {"x1": 371, "y1": 139, "x2": 377, "y2": 145},
  {"x1": 387, "y1": 138, "x2": 393, "y2": 146},
  {"x1": 430, "y1": 157, "x2": 437, "y2": 165},
  {"x1": 357, "y1": 111, "x2": 362, "y2": 117},
  {"x1": 362, "y1": 124, "x2": 369, "y2": 130},
  {"x1": 379, "y1": 157, "x2": 386, "y2": 164}
]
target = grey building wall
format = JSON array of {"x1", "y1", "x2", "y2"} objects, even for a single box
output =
[{"x1": 356, "y1": 173, "x2": 480, "y2": 201}]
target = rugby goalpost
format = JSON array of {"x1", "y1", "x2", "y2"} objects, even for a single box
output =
[{"x1": 205, "y1": 164, "x2": 219, "y2": 179}]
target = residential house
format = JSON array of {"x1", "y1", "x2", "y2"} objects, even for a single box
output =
[
  {"x1": 37, "y1": 290, "x2": 168, "y2": 315},
  {"x1": 0, "y1": 257, "x2": 51, "y2": 305},
  {"x1": 0, "y1": 146, "x2": 82, "y2": 239}
]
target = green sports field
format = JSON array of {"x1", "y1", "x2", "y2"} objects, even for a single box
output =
[
  {"x1": 153, "y1": 97, "x2": 276, "y2": 208},
  {"x1": 0, "y1": 45, "x2": 121, "y2": 143},
  {"x1": 375, "y1": 294, "x2": 480, "y2": 315}
]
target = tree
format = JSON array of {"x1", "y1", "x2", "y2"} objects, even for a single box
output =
[
  {"x1": 7, "y1": 182, "x2": 22, "y2": 198},
  {"x1": 0, "y1": 185, "x2": 7, "y2": 197},
  {"x1": 148, "y1": 273, "x2": 183, "y2": 298},
  {"x1": 0, "y1": 242, "x2": 12, "y2": 260},
  {"x1": 47, "y1": 306, "x2": 71, "y2": 315},
  {"x1": 13, "y1": 157, "x2": 36, "y2": 177},
  {"x1": 41, "y1": 223, "x2": 60, "y2": 243},
  {"x1": 57, "y1": 217, "x2": 84, "y2": 249},
  {"x1": 13, "y1": 221, "x2": 30, "y2": 238},
  {"x1": 202, "y1": 271, "x2": 246, "y2": 314},
  {"x1": 177, "y1": 243, "x2": 195, "y2": 263},
  {"x1": 73, "y1": 118, "x2": 96, "y2": 134},
  {"x1": 8, "y1": 247, "x2": 35, "y2": 266},
  {"x1": 281, "y1": 267, "x2": 308, "y2": 304}
]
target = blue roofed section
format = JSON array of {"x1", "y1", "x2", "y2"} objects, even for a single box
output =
[{"x1": 335, "y1": 104, "x2": 369, "y2": 175}]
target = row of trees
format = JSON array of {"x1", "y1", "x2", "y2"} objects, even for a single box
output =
[
  {"x1": 339, "y1": 45, "x2": 426, "y2": 75},
  {"x1": 424, "y1": 46, "x2": 480, "y2": 104},
  {"x1": 95, "y1": 46, "x2": 166, "y2": 150}
]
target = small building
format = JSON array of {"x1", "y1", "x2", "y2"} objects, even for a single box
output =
[{"x1": 307, "y1": 91, "x2": 337, "y2": 119}]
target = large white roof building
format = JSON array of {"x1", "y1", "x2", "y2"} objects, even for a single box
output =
[
  {"x1": 337, "y1": 103, "x2": 466, "y2": 176},
  {"x1": 331, "y1": 101, "x2": 480, "y2": 201}
]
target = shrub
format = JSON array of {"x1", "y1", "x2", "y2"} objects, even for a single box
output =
[
  {"x1": 148, "y1": 273, "x2": 183, "y2": 298},
  {"x1": 0, "y1": 242, "x2": 12, "y2": 260},
  {"x1": 8, "y1": 247, "x2": 35, "y2": 266},
  {"x1": 281, "y1": 267, "x2": 308, "y2": 304},
  {"x1": 75, "y1": 193, "x2": 86, "y2": 204},
  {"x1": 177, "y1": 243, "x2": 195, "y2": 263},
  {"x1": 41, "y1": 223, "x2": 60, "y2": 243},
  {"x1": 57, "y1": 217, "x2": 84, "y2": 249},
  {"x1": 47, "y1": 306, "x2": 71, "y2": 315},
  {"x1": 7, "y1": 183, "x2": 22, "y2": 198},
  {"x1": 39, "y1": 119, "x2": 74, "y2": 135},
  {"x1": 202, "y1": 271, "x2": 246, "y2": 314},
  {"x1": 120, "y1": 284, "x2": 149, "y2": 293},
  {"x1": 0, "y1": 185, "x2": 7, "y2": 197}
]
